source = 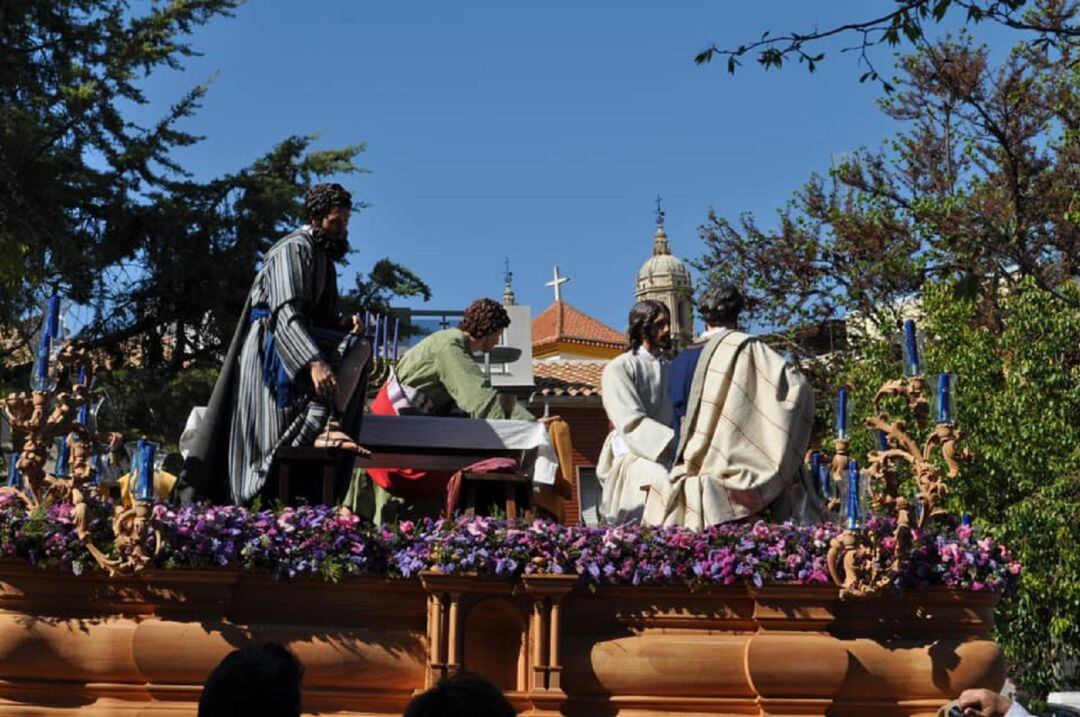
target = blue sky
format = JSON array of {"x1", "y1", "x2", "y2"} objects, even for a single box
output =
[{"x1": 131, "y1": 1, "x2": 1017, "y2": 333}]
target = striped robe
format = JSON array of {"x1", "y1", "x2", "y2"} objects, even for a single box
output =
[
  {"x1": 178, "y1": 227, "x2": 356, "y2": 506},
  {"x1": 642, "y1": 330, "x2": 819, "y2": 529},
  {"x1": 226, "y1": 229, "x2": 356, "y2": 504}
]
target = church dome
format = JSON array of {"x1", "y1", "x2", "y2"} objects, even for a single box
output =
[
  {"x1": 636, "y1": 227, "x2": 691, "y2": 288},
  {"x1": 634, "y1": 207, "x2": 695, "y2": 347}
]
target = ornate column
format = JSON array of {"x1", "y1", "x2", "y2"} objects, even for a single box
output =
[{"x1": 520, "y1": 574, "x2": 578, "y2": 710}]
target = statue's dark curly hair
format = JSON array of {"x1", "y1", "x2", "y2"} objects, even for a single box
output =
[
  {"x1": 459, "y1": 298, "x2": 511, "y2": 339},
  {"x1": 696, "y1": 283, "x2": 744, "y2": 328},
  {"x1": 627, "y1": 299, "x2": 670, "y2": 353},
  {"x1": 303, "y1": 183, "x2": 353, "y2": 223}
]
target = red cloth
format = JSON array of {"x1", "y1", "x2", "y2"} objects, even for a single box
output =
[
  {"x1": 443, "y1": 456, "x2": 520, "y2": 519},
  {"x1": 366, "y1": 384, "x2": 453, "y2": 500}
]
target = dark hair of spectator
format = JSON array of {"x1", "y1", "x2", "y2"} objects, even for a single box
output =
[
  {"x1": 697, "y1": 283, "x2": 744, "y2": 328},
  {"x1": 198, "y1": 642, "x2": 304, "y2": 717},
  {"x1": 459, "y1": 298, "x2": 511, "y2": 340},
  {"x1": 626, "y1": 299, "x2": 670, "y2": 353},
  {"x1": 403, "y1": 672, "x2": 516, "y2": 717},
  {"x1": 303, "y1": 183, "x2": 353, "y2": 224}
]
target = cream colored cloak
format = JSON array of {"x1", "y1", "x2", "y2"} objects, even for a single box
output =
[
  {"x1": 642, "y1": 330, "x2": 821, "y2": 529},
  {"x1": 596, "y1": 349, "x2": 674, "y2": 524}
]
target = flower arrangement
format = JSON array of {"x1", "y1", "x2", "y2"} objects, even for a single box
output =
[{"x1": 0, "y1": 496, "x2": 1020, "y2": 594}]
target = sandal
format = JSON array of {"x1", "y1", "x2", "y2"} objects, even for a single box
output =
[{"x1": 314, "y1": 429, "x2": 371, "y2": 457}]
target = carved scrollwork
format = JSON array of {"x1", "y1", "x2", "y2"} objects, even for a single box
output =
[
  {"x1": 2, "y1": 345, "x2": 94, "y2": 508},
  {"x1": 3, "y1": 346, "x2": 162, "y2": 576},
  {"x1": 862, "y1": 376, "x2": 972, "y2": 530},
  {"x1": 825, "y1": 366, "x2": 971, "y2": 599},
  {"x1": 827, "y1": 498, "x2": 915, "y2": 599},
  {"x1": 77, "y1": 500, "x2": 164, "y2": 577}
]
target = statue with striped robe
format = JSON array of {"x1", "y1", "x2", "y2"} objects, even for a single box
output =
[{"x1": 180, "y1": 184, "x2": 370, "y2": 505}]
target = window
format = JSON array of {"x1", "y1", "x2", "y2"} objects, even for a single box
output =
[{"x1": 577, "y1": 466, "x2": 602, "y2": 526}]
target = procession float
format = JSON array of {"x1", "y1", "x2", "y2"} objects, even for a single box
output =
[{"x1": 0, "y1": 299, "x2": 1018, "y2": 716}]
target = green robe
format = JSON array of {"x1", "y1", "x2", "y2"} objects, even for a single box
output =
[
  {"x1": 393, "y1": 328, "x2": 534, "y2": 421},
  {"x1": 344, "y1": 328, "x2": 533, "y2": 521}
]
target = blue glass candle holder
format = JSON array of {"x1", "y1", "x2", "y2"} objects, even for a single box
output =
[
  {"x1": 902, "y1": 319, "x2": 923, "y2": 377},
  {"x1": 129, "y1": 439, "x2": 168, "y2": 502},
  {"x1": 134, "y1": 439, "x2": 157, "y2": 502},
  {"x1": 30, "y1": 294, "x2": 67, "y2": 393},
  {"x1": 934, "y1": 372, "x2": 957, "y2": 425},
  {"x1": 842, "y1": 459, "x2": 866, "y2": 530},
  {"x1": 835, "y1": 387, "x2": 852, "y2": 441},
  {"x1": 54, "y1": 435, "x2": 71, "y2": 477},
  {"x1": 819, "y1": 463, "x2": 832, "y2": 500},
  {"x1": 809, "y1": 451, "x2": 832, "y2": 500}
]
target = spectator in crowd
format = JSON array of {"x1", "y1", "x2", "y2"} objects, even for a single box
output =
[
  {"x1": 198, "y1": 642, "x2": 304, "y2": 717},
  {"x1": 404, "y1": 672, "x2": 515, "y2": 717},
  {"x1": 940, "y1": 687, "x2": 1031, "y2": 717}
]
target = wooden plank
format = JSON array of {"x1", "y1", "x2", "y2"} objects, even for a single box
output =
[{"x1": 276, "y1": 446, "x2": 336, "y2": 462}]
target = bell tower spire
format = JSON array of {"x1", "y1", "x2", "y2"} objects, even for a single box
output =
[
  {"x1": 635, "y1": 197, "x2": 693, "y2": 347},
  {"x1": 652, "y1": 195, "x2": 671, "y2": 256}
]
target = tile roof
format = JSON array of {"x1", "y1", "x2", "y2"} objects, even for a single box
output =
[
  {"x1": 532, "y1": 360, "x2": 606, "y2": 397},
  {"x1": 531, "y1": 301, "x2": 625, "y2": 350}
]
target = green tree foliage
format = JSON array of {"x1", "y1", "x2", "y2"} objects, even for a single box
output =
[
  {"x1": 341, "y1": 258, "x2": 433, "y2": 327},
  {"x1": 827, "y1": 279, "x2": 1079, "y2": 703},
  {"x1": 0, "y1": 0, "x2": 242, "y2": 364},
  {"x1": 0, "y1": 1, "x2": 432, "y2": 443},
  {"x1": 924, "y1": 279, "x2": 1080, "y2": 700},
  {"x1": 697, "y1": 27, "x2": 1080, "y2": 699}
]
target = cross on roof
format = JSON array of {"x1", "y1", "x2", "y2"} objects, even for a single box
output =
[
  {"x1": 545, "y1": 265, "x2": 570, "y2": 303},
  {"x1": 655, "y1": 194, "x2": 665, "y2": 227}
]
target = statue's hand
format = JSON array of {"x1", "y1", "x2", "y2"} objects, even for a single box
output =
[{"x1": 310, "y1": 360, "x2": 338, "y2": 398}]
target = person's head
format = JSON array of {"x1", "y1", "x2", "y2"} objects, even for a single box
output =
[
  {"x1": 198, "y1": 642, "x2": 304, "y2": 717},
  {"x1": 627, "y1": 299, "x2": 671, "y2": 354},
  {"x1": 303, "y1": 183, "x2": 353, "y2": 261},
  {"x1": 403, "y1": 672, "x2": 515, "y2": 717},
  {"x1": 696, "y1": 283, "x2": 744, "y2": 330},
  {"x1": 459, "y1": 298, "x2": 511, "y2": 353}
]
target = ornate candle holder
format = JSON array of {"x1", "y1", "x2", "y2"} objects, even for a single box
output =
[
  {"x1": 80, "y1": 498, "x2": 165, "y2": 577},
  {"x1": 2, "y1": 344, "x2": 163, "y2": 576},
  {"x1": 827, "y1": 438, "x2": 849, "y2": 514},
  {"x1": 863, "y1": 374, "x2": 970, "y2": 529},
  {"x1": 826, "y1": 370, "x2": 970, "y2": 599},
  {"x1": 368, "y1": 351, "x2": 398, "y2": 390},
  {"x1": 827, "y1": 496, "x2": 915, "y2": 599},
  {"x1": 1, "y1": 344, "x2": 92, "y2": 507}
]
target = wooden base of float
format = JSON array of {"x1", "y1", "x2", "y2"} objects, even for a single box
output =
[{"x1": 0, "y1": 563, "x2": 1003, "y2": 716}]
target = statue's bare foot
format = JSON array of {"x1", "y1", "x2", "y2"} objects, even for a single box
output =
[{"x1": 314, "y1": 430, "x2": 371, "y2": 457}]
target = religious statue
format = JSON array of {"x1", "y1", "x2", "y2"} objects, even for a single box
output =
[
  {"x1": 596, "y1": 299, "x2": 675, "y2": 524},
  {"x1": 642, "y1": 283, "x2": 818, "y2": 529},
  {"x1": 180, "y1": 183, "x2": 371, "y2": 505},
  {"x1": 363, "y1": 298, "x2": 537, "y2": 505}
]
